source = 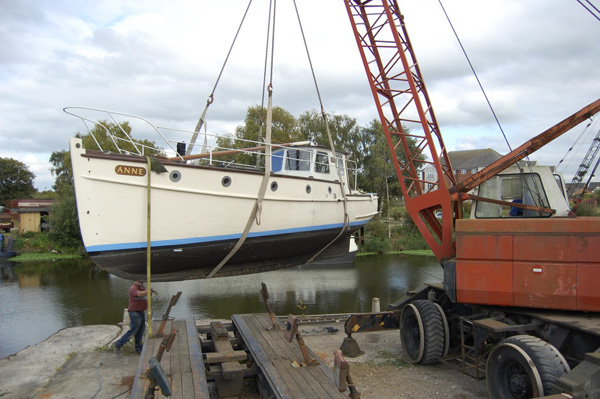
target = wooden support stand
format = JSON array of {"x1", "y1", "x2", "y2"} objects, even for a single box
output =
[{"x1": 207, "y1": 321, "x2": 246, "y2": 398}]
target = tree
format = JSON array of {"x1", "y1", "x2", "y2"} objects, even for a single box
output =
[
  {"x1": 48, "y1": 121, "x2": 161, "y2": 247},
  {"x1": 78, "y1": 120, "x2": 162, "y2": 157},
  {"x1": 0, "y1": 157, "x2": 36, "y2": 205},
  {"x1": 215, "y1": 105, "x2": 300, "y2": 166}
]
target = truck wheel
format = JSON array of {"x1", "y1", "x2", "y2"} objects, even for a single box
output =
[
  {"x1": 486, "y1": 335, "x2": 570, "y2": 399},
  {"x1": 399, "y1": 299, "x2": 447, "y2": 365}
]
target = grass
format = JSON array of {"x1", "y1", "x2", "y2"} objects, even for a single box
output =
[
  {"x1": 376, "y1": 349, "x2": 411, "y2": 367},
  {"x1": 96, "y1": 342, "x2": 138, "y2": 356},
  {"x1": 8, "y1": 253, "x2": 81, "y2": 262},
  {"x1": 357, "y1": 249, "x2": 434, "y2": 257}
]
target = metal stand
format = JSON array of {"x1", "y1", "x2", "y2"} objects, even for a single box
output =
[
  {"x1": 340, "y1": 335, "x2": 364, "y2": 358},
  {"x1": 144, "y1": 330, "x2": 177, "y2": 399},
  {"x1": 260, "y1": 283, "x2": 280, "y2": 330},
  {"x1": 284, "y1": 315, "x2": 318, "y2": 366},
  {"x1": 333, "y1": 349, "x2": 361, "y2": 398},
  {"x1": 156, "y1": 291, "x2": 182, "y2": 337}
]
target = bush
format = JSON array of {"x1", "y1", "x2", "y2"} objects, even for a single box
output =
[
  {"x1": 363, "y1": 236, "x2": 392, "y2": 254},
  {"x1": 575, "y1": 202, "x2": 599, "y2": 216}
]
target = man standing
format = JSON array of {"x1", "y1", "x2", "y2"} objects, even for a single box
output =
[{"x1": 113, "y1": 280, "x2": 148, "y2": 354}]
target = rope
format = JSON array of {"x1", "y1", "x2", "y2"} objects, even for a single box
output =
[
  {"x1": 188, "y1": 0, "x2": 254, "y2": 155},
  {"x1": 292, "y1": 0, "x2": 349, "y2": 262},
  {"x1": 145, "y1": 157, "x2": 153, "y2": 337},
  {"x1": 206, "y1": 0, "x2": 276, "y2": 279},
  {"x1": 576, "y1": 0, "x2": 600, "y2": 21}
]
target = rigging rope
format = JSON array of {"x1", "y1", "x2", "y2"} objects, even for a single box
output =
[
  {"x1": 576, "y1": 0, "x2": 600, "y2": 21},
  {"x1": 437, "y1": 0, "x2": 513, "y2": 154},
  {"x1": 206, "y1": 1, "x2": 276, "y2": 279},
  {"x1": 292, "y1": 0, "x2": 350, "y2": 262},
  {"x1": 187, "y1": 0, "x2": 254, "y2": 155},
  {"x1": 439, "y1": 0, "x2": 547, "y2": 207}
]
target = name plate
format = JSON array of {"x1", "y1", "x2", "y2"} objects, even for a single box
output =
[{"x1": 115, "y1": 165, "x2": 147, "y2": 176}]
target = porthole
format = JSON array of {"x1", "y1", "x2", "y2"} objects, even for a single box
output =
[
  {"x1": 328, "y1": 186, "x2": 332, "y2": 194},
  {"x1": 222, "y1": 176, "x2": 232, "y2": 187},
  {"x1": 271, "y1": 181, "x2": 278, "y2": 192},
  {"x1": 169, "y1": 170, "x2": 182, "y2": 182},
  {"x1": 306, "y1": 184, "x2": 311, "y2": 194}
]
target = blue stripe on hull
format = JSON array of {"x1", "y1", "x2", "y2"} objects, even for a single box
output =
[{"x1": 85, "y1": 220, "x2": 370, "y2": 253}]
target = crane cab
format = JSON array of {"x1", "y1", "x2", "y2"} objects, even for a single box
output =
[{"x1": 450, "y1": 164, "x2": 600, "y2": 312}]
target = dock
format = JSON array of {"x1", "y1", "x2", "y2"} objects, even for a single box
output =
[
  {"x1": 131, "y1": 319, "x2": 209, "y2": 399},
  {"x1": 131, "y1": 314, "x2": 351, "y2": 398}
]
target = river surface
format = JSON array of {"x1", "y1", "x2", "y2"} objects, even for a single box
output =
[{"x1": 0, "y1": 254, "x2": 442, "y2": 358}]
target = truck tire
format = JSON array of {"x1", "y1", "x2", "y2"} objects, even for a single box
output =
[
  {"x1": 486, "y1": 335, "x2": 570, "y2": 399},
  {"x1": 399, "y1": 299, "x2": 447, "y2": 365}
]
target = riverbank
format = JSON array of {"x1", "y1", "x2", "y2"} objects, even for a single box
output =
[{"x1": 0, "y1": 317, "x2": 488, "y2": 399}]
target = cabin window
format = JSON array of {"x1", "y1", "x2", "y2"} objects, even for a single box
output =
[
  {"x1": 315, "y1": 151, "x2": 330, "y2": 174},
  {"x1": 272, "y1": 150, "x2": 285, "y2": 172},
  {"x1": 471, "y1": 168, "x2": 478, "y2": 174},
  {"x1": 460, "y1": 169, "x2": 467, "y2": 174},
  {"x1": 474, "y1": 173, "x2": 551, "y2": 218},
  {"x1": 336, "y1": 154, "x2": 345, "y2": 175},
  {"x1": 286, "y1": 149, "x2": 311, "y2": 171}
]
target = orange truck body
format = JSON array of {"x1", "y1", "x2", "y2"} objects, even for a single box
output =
[{"x1": 455, "y1": 217, "x2": 600, "y2": 312}]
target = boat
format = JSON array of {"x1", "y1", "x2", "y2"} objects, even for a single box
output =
[{"x1": 66, "y1": 108, "x2": 378, "y2": 282}]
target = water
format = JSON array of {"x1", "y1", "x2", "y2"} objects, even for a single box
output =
[{"x1": 0, "y1": 254, "x2": 442, "y2": 358}]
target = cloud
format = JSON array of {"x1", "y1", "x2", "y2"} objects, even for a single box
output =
[{"x1": 0, "y1": 0, "x2": 599, "y2": 191}]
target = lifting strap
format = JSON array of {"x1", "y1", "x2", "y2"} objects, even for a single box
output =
[
  {"x1": 205, "y1": 85, "x2": 274, "y2": 279},
  {"x1": 306, "y1": 111, "x2": 349, "y2": 264}
]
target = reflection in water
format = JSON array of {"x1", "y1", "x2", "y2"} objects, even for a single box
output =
[{"x1": 0, "y1": 254, "x2": 441, "y2": 358}]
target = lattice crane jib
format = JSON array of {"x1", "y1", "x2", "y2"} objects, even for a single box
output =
[{"x1": 344, "y1": 0, "x2": 458, "y2": 261}]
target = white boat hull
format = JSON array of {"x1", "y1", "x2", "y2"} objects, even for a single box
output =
[{"x1": 70, "y1": 138, "x2": 378, "y2": 281}]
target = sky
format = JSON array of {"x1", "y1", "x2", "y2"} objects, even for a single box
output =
[{"x1": 1, "y1": 0, "x2": 599, "y2": 191}]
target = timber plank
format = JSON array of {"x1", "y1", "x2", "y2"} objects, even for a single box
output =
[
  {"x1": 245, "y1": 316, "x2": 320, "y2": 399},
  {"x1": 131, "y1": 319, "x2": 209, "y2": 399},
  {"x1": 248, "y1": 314, "x2": 334, "y2": 398},
  {"x1": 243, "y1": 314, "x2": 310, "y2": 398},
  {"x1": 233, "y1": 314, "x2": 295, "y2": 399},
  {"x1": 233, "y1": 314, "x2": 347, "y2": 399},
  {"x1": 170, "y1": 319, "x2": 184, "y2": 399},
  {"x1": 185, "y1": 319, "x2": 210, "y2": 398}
]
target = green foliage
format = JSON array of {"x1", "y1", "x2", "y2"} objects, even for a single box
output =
[
  {"x1": 49, "y1": 184, "x2": 84, "y2": 250},
  {"x1": 79, "y1": 120, "x2": 163, "y2": 157},
  {"x1": 216, "y1": 105, "x2": 300, "y2": 166},
  {"x1": 376, "y1": 350, "x2": 411, "y2": 367},
  {"x1": 296, "y1": 299, "x2": 307, "y2": 316},
  {"x1": 575, "y1": 202, "x2": 599, "y2": 216},
  {"x1": 50, "y1": 150, "x2": 72, "y2": 192},
  {"x1": 0, "y1": 157, "x2": 36, "y2": 205},
  {"x1": 9, "y1": 252, "x2": 81, "y2": 262}
]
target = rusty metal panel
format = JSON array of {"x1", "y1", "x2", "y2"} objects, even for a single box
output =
[
  {"x1": 455, "y1": 217, "x2": 600, "y2": 312},
  {"x1": 514, "y1": 262, "x2": 577, "y2": 310},
  {"x1": 456, "y1": 233, "x2": 513, "y2": 260},
  {"x1": 514, "y1": 234, "x2": 576, "y2": 262},
  {"x1": 576, "y1": 234, "x2": 600, "y2": 262},
  {"x1": 577, "y1": 263, "x2": 600, "y2": 312},
  {"x1": 456, "y1": 260, "x2": 514, "y2": 306}
]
